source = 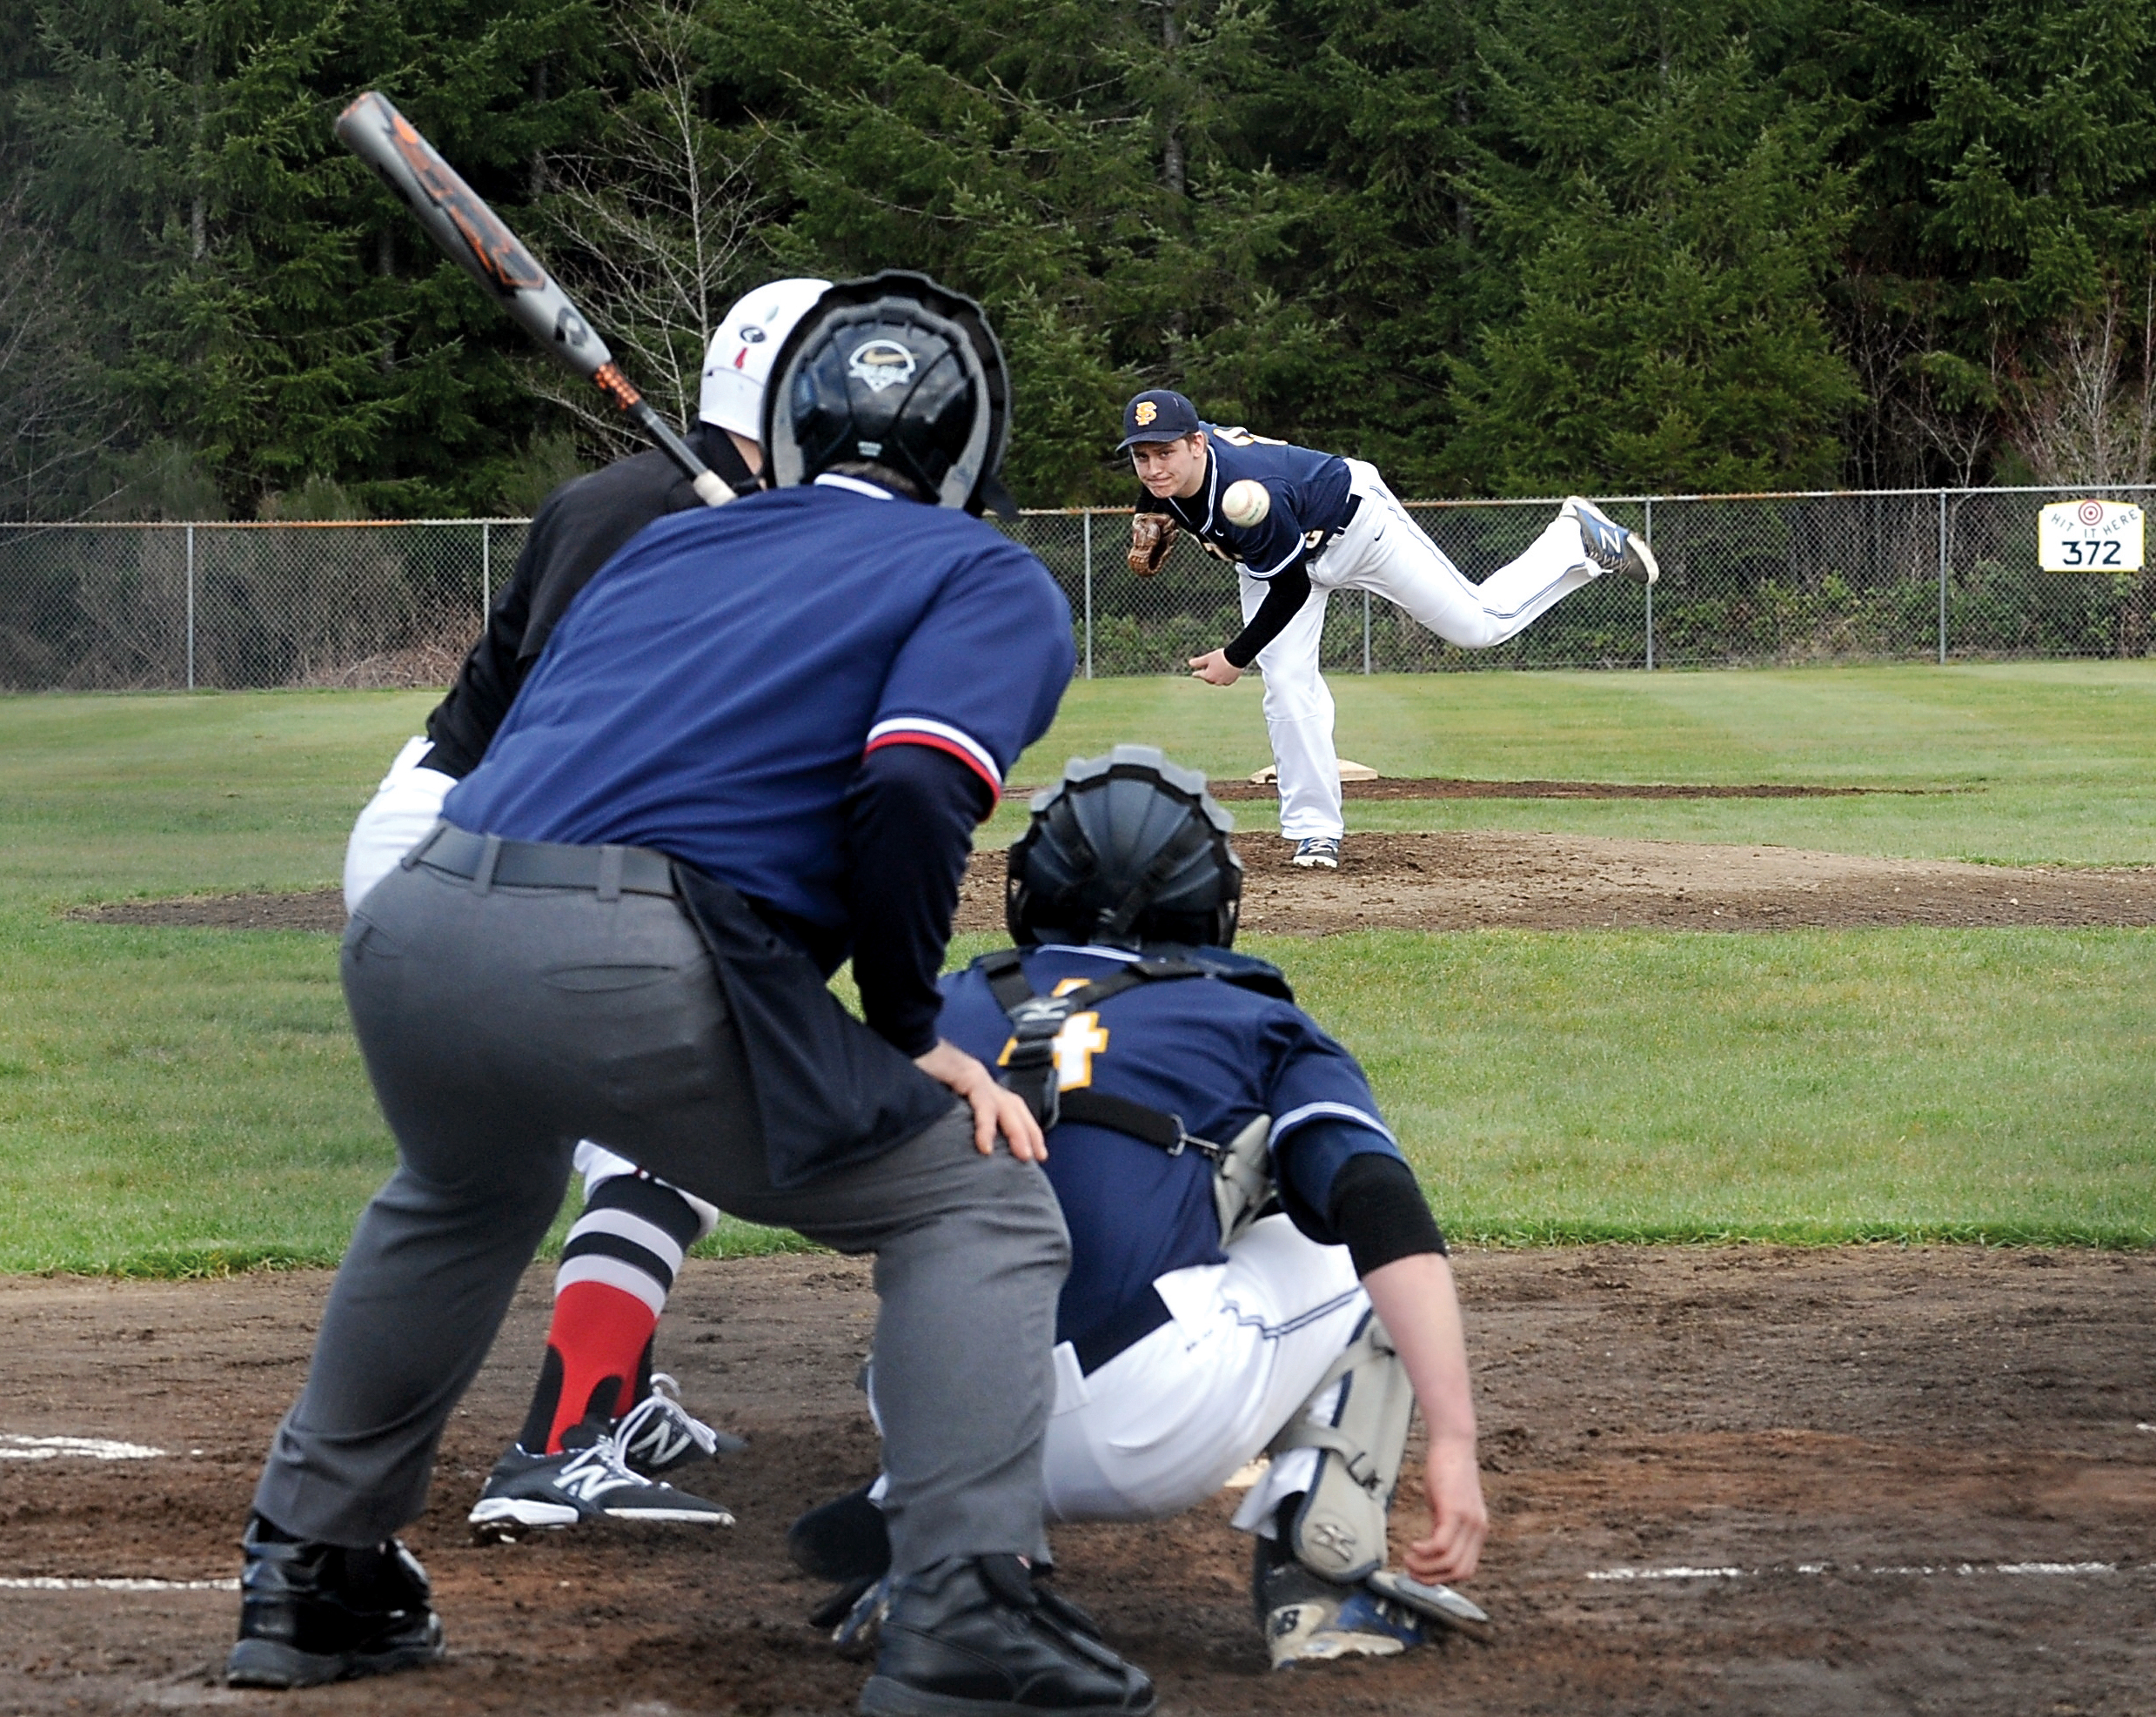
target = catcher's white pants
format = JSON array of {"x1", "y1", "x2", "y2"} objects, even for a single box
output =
[
  {"x1": 341, "y1": 737, "x2": 714, "y2": 1230},
  {"x1": 1040, "y1": 1214, "x2": 1369, "y2": 1537},
  {"x1": 1244, "y1": 460, "x2": 1599, "y2": 842}
]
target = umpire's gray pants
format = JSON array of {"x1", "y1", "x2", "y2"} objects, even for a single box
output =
[{"x1": 252, "y1": 861, "x2": 1069, "y2": 1576}]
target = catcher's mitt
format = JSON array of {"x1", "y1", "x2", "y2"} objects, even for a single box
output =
[{"x1": 1128, "y1": 512, "x2": 1178, "y2": 576}]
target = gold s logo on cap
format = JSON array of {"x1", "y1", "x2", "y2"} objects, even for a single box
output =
[
  {"x1": 848, "y1": 339, "x2": 917, "y2": 393},
  {"x1": 1134, "y1": 399, "x2": 1159, "y2": 426}
]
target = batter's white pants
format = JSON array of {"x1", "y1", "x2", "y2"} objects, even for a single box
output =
[
  {"x1": 341, "y1": 737, "x2": 716, "y2": 1232},
  {"x1": 1244, "y1": 460, "x2": 1600, "y2": 842},
  {"x1": 1041, "y1": 1214, "x2": 1369, "y2": 1539},
  {"x1": 344, "y1": 736, "x2": 459, "y2": 915}
]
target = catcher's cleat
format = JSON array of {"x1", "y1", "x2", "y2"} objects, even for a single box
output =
[
  {"x1": 808, "y1": 1573, "x2": 892, "y2": 1656},
  {"x1": 614, "y1": 1372, "x2": 746, "y2": 1476},
  {"x1": 225, "y1": 1514, "x2": 445, "y2": 1688},
  {"x1": 467, "y1": 1427, "x2": 735, "y2": 1538},
  {"x1": 1258, "y1": 1562, "x2": 1424, "y2": 1669},
  {"x1": 1562, "y1": 495, "x2": 1658, "y2": 585},
  {"x1": 788, "y1": 1480, "x2": 891, "y2": 1582},
  {"x1": 861, "y1": 1555, "x2": 1154, "y2": 1716},
  {"x1": 1290, "y1": 836, "x2": 1341, "y2": 870}
]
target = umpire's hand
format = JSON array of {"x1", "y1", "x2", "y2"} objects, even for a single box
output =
[{"x1": 915, "y1": 1039, "x2": 1049, "y2": 1162}]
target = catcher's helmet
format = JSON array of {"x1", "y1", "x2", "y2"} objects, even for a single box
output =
[
  {"x1": 762, "y1": 271, "x2": 1015, "y2": 517},
  {"x1": 1007, "y1": 746, "x2": 1242, "y2": 950}
]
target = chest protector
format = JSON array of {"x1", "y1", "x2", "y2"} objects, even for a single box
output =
[{"x1": 980, "y1": 949, "x2": 1278, "y2": 1251}]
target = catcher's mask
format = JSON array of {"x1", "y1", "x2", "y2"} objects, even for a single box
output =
[
  {"x1": 761, "y1": 271, "x2": 1016, "y2": 518},
  {"x1": 1006, "y1": 746, "x2": 1242, "y2": 951}
]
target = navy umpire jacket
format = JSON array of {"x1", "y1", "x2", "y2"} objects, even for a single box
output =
[{"x1": 445, "y1": 474, "x2": 1075, "y2": 1186}]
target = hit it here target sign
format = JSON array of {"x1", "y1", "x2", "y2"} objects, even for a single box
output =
[{"x1": 2038, "y1": 499, "x2": 2145, "y2": 570}]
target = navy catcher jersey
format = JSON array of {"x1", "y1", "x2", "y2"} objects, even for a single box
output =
[
  {"x1": 1145, "y1": 426, "x2": 1353, "y2": 580},
  {"x1": 445, "y1": 477, "x2": 1073, "y2": 933},
  {"x1": 935, "y1": 943, "x2": 1403, "y2": 1350}
]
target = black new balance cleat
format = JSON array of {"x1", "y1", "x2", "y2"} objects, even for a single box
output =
[
  {"x1": 860, "y1": 1554, "x2": 1154, "y2": 1716},
  {"x1": 468, "y1": 1427, "x2": 735, "y2": 1539},
  {"x1": 224, "y1": 1514, "x2": 445, "y2": 1688}
]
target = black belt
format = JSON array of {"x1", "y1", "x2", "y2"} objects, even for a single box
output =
[
  {"x1": 1301, "y1": 490, "x2": 1361, "y2": 562},
  {"x1": 406, "y1": 823, "x2": 678, "y2": 898},
  {"x1": 1069, "y1": 1285, "x2": 1174, "y2": 1377}
]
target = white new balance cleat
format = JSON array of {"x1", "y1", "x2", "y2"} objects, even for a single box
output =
[
  {"x1": 1291, "y1": 836, "x2": 1342, "y2": 869},
  {"x1": 613, "y1": 1373, "x2": 746, "y2": 1476},
  {"x1": 1563, "y1": 495, "x2": 1658, "y2": 585}
]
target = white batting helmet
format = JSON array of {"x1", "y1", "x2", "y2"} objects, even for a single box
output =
[{"x1": 698, "y1": 277, "x2": 833, "y2": 438}]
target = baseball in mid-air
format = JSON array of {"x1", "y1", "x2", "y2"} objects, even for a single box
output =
[{"x1": 1222, "y1": 479, "x2": 1270, "y2": 527}]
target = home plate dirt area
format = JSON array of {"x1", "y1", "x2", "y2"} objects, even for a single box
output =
[{"x1": 2, "y1": 1249, "x2": 2151, "y2": 1715}]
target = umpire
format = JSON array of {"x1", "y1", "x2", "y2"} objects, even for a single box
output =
[{"x1": 229, "y1": 274, "x2": 1156, "y2": 1717}]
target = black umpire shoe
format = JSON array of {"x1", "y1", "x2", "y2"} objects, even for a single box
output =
[
  {"x1": 224, "y1": 1513, "x2": 445, "y2": 1688},
  {"x1": 860, "y1": 1554, "x2": 1154, "y2": 1716}
]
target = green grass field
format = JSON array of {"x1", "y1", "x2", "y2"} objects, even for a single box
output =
[{"x1": 1, "y1": 663, "x2": 2152, "y2": 1272}]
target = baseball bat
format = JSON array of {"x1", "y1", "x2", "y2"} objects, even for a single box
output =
[{"x1": 334, "y1": 91, "x2": 735, "y2": 506}]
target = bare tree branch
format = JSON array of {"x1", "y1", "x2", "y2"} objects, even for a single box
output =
[
  {"x1": 0, "y1": 181, "x2": 124, "y2": 520},
  {"x1": 2011, "y1": 281, "x2": 2156, "y2": 493},
  {"x1": 526, "y1": 0, "x2": 770, "y2": 456}
]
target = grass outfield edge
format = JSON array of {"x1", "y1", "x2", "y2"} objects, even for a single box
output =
[
  {"x1": 1444, "y1": 1219, "x2": 2156, "y2": 1249},
  {"x1": 12, "y1": 1218, "x2": 2151, "y2": 1278}
]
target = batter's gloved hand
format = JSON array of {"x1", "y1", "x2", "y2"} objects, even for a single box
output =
[{"x1": 1128, "y1": 512, "x2": 1177, "y2": 576}]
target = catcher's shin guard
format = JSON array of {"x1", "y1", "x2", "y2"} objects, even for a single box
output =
[{"x1": 1269, "y1": 1311, "x2": 1415, "y2": 1585}]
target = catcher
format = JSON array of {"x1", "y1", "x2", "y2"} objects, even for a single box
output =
[{"x1": 787, "y1": 747, "x2": 1490, "y2": 1670}]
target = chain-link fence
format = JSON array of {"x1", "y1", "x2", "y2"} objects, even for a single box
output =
[
  {"x1": 2, "y1": 487, "x2": 2150, "y2": 692},
  {"x1": 0, "y1": 520, "x2": 526, "y2": 691}
]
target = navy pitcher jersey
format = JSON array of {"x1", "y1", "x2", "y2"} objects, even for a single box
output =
[
  {"x1": 445, "y1": 477, "x2": 1074, "y2": 932},
  {"x1": 1148, "y1": 426, "x2": 1353, "y2": 580},
  {"x1": 935, "y1": 943, "x2": 1403, "y2": 1349}
]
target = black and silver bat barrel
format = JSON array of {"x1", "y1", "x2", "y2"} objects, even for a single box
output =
[{"x1": 334, "y1": 91, "x2": 734, "y2": 506}]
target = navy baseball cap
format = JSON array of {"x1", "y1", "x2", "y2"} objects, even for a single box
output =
[{"x1": 1116, "y1": 389, "x2": 1202, "y2": 451}]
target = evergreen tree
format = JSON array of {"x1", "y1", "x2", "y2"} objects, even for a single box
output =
[
  {"x1": 1809, "y1": 0, "x2": 2156, "y2": 483},
  {"x1": 12, "y1": 0, "x2": 605, "y2": 516},
  {"x1": 1443, "y1": 0, "x2": 1859, "y2": 493}
]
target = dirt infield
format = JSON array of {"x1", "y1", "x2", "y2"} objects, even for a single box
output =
[
  {"x1": 0, "y1": 1247, "x2": 2149, "y2": 1714},
  {"x1": 1190, "y1": 775, "x2": 1934, "y2": 802},
  {"x1": 958, "y1": 831, "x2": 2156, "y2": 935},
  {"x1": 70, "y1": 831, "x2": 2156, "y2": 938}
]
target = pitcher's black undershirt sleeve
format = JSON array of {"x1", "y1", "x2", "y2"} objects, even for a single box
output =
[
  {"x1": 1222, "y1": 559, "x2": 1314, "y2": 668},
  {"x1": 842, "y1": 743, "x2": 994, "y2": 1055}
]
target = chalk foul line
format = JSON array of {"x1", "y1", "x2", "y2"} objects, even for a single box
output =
[
  {"x1": 1587, "y1": 1561, "x2": 2121, "y2": 1583},
  {"x1": 0, "y1": 1577, "x2": 238, "y2": 1592},
  {"x1": 0, "y1": 1434, "x2": 167, "y2": 1461}
]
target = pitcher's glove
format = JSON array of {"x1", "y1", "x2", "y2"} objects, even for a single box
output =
[{"x1": 1128, "y1": 512, "x2": 1178, "y2": 576}]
